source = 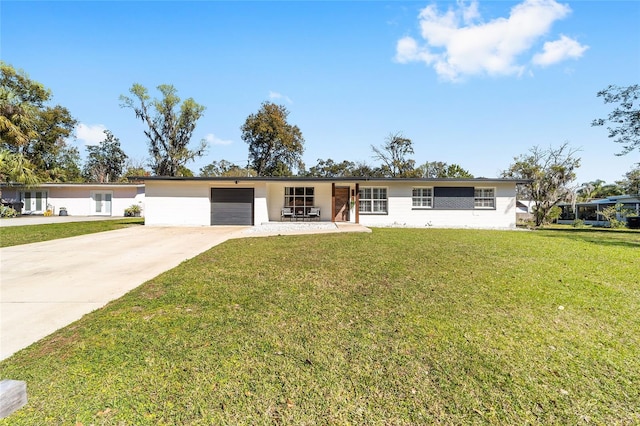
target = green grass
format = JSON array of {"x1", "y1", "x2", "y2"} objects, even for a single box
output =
[
  {"x1": 0, "y1": 218, "x2": 144, "y2": 247},
  {"x1": 1, "y1": 228, "x2": 638, "y2": 424}
]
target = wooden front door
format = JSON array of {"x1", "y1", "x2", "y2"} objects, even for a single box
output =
[{"x1": 334, "y1": 187, "x2": 350, "y2": 222}]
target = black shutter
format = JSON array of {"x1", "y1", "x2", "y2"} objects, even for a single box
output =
[{"x1": 433, "y1": 187, "x2": 474, "y2": 209}]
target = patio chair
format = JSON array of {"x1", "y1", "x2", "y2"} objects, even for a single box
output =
[
  {"x1": 307, "y1": 207, "x2": 321, "y2": 221},
  {"x1": 281, "y1": 207, "x2": 294, "y2": 221}
]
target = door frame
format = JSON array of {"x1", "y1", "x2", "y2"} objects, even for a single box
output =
[
  {"x1": 20, "y1": 190, "x2": 49, "y2": 214},
  {"x1": 90, "y1": 190, "x2": 113, "y2": 216},
  {"x1": 332, "y1": 184, "x2": 352, "y2": 223}
]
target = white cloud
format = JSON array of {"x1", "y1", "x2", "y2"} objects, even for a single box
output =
[
  {"x1": 75, "y1": 123, "x2": 107, "y2": 145},
  {"x1": 396, "y1": 0, "x2": 586, "y2": 81},
  {"x1": 269, "y1": 91, "x2": 293, "y2": 104},
  {"x1": 205, "y1": 133, "x2": 233, "y2": 146},
  {"x1": 396, "y1": 36, "x2": 438, "y2": 64},
  {"x1": 532, "y1": 34, "x2": 589, "y2": 66}
]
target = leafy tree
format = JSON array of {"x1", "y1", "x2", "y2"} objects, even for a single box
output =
[
  {"x1": 576, "y1": 179, "x2": 624, "y2": 201},
  {"x1": 592, "y1": 84, "x2": 640, "y2": 155},
  {"x1": 351, "y1": 162, "x2": 385, "y2": 177},
  {"x1": 120, "y1": 84, "x2": 207, "y2": 176},
  {"x1": 576, "y1": 179, "x2": 604, "y2": 201},
  {"x1": 241, "y1": 102, "x2": 305, "y2": 176},
  {"x1": 199, "y1": 160, "x2": 255, "y2": 177},
  {"x1": 0, "y1": 149, "x2": 40, "y2": 199},
  {"x1": 371, "y1": 132, "x2": 419, "y2": 177},
  {"x1": 0, "y1": 61, "x2": 45, "y2": 146},
  {"x1": 177, "y1": 166, "x2": 194, "y2": 177},
  {"x1": 1, "y1": 62, "x2": 80, "y2": 181},
  {"x1": 502, "y1": 143, "x2": 581, "y2": 227},
  {"x1": 121, "y1": 158, "x2": 150, "y2": 181},
  {"x1": 416, "y1": 161, "x2": 474, "y2": 178},
  {"x1": 49, "y1": 144, "x2": 83, "y2": 182},
  {"x1": 616, "y1": 166, "x2": 640, "y2": 195},
  {"x1": 596, "y1": 184, "x2": 624, "y2": 198},
  {"x1": 83, "y1": 130, "x2": 128, "y2": 183},
  {"x1": 444, "y1": 164, "x2": 474, "y2": 178},
  {"x1": 28, "y1": 105, "x2": 78, "y2": 176},
  {"x1": 305, "y1": 158, "x2": 357, "y2": 177}
]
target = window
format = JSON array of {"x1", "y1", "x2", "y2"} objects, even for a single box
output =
[
  {"x1": 412, "y1": 187, "x2": 433, "y2": 208},
  {"x1": 474, "y1": 188, "x2": 495, "y2": 208},
  {"x1": 284, "y1": 187, "x2": 314, "y2": 211},
  {"x1": 359, "y1": 187, "x2": 387, "y2": 214}
]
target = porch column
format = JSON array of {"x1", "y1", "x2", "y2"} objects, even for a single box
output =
[
  {"x1": 355, "y1": 183, "x2": 359, "y2": 224},
  {"x1": 331, "y1": 183, "x2": 335, "y2": 223}
]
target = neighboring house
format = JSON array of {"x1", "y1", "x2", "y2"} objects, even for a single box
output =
[
  {"x1": 556, "y1": 195, "x2": 640, "y2": 226},
  {"x1": 1, "y1": 183, "x2": 145, "y2": 217},
  {"x1": 141, "y1": 177, "x2": 523, "y2": 229},
  {"x1": 516, "y1": 199, "x2": 535, "y2": 222}
]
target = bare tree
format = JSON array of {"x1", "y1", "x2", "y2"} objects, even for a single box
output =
[
  {"x1": 371, "y1": 132, "x2": 418, "y2": 177},
  {"x1": 120, "y1": 84, "x2": 207, "y2": 176},
  {"x1": 502, "y1": 143, "x2": 581, "y2": 226}
]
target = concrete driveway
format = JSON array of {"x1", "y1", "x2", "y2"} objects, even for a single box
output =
[
  {"x1": 0, "y1": 221, "x2": 370, "y2": 361},
  {"x1": 0, "y1": 226, "x2": 248, "y2": 360}
]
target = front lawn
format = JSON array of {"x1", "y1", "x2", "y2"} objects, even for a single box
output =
[
  {"x1": 0, "y1": 218, "x2": 144, "y2": 247},
  {"x1": 1, "y1": 228, "x2": 638, "y2": 424}
]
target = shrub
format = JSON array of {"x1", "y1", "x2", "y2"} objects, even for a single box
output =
[
  {"x1": 0, "y1": 205, "x2": 18, "y2": 218},
  {"x1": 124, "y1": 204, "x2": 141, "y2": 217},
  {"x1": 600, "y1": 203, "x2": 628, "y2": 228},
  {"x1": 608, "y1": 218, "x2": 627, "y2": 229},
  {"x1": 572, "y1": 218, "x2": 586, "y2": 228}
]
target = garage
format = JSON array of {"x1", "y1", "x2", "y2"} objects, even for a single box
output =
[{"x1": 210, "y1": 188, "x2": 254, "y2": 225}]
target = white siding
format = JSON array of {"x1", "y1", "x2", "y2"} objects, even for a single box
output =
[
  {"x1": 4, "y1": 185, "x2": 142, "y2": 216},
  {"x1": 357, "y1": 181, "x2": 517, "y2": 229},
  {"x1": 144, "y1": 179, "x2": 518, "y2": 229},
  {"x1": 145, "y1": 181, "x2": 211, "y2": 226},
  {"x1": 145, "y1": 180, "x2": 269, "y2": 226},
  {"x1": 49, "y1": 186, "x2": 142, "y2": 217},
  {"x1": 253, "y1": 183, "x2": 269, "y2": 225}
]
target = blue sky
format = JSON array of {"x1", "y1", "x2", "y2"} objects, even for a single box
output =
[{"x1": 2, "y1": 0, "x2": 638, "y2": 185}]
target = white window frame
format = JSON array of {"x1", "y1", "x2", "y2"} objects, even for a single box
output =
[
  {"x1": 284, "y1": 187, "x2": 315, "y2": 206},
  {"x1": 474, "y1": 187, "x2": 496, "y2": 209},
  {"x1": 359, "y1": 187, "x2": 388, "y2": 214},
  {"x1": 412, "y1": 187, "x2": 433, "y2": 209}
]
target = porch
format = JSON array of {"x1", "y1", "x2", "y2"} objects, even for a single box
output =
[{"x1": 280, "y1": 206, "x2": 321, "y2": 221}]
